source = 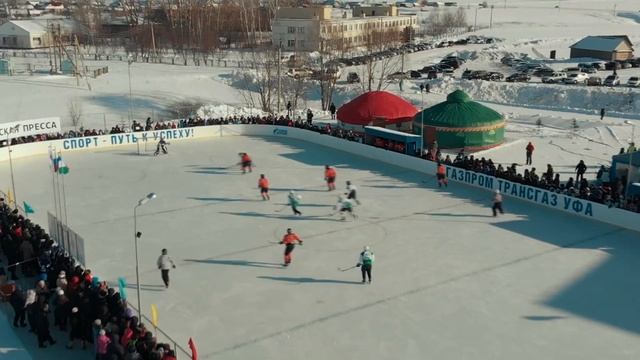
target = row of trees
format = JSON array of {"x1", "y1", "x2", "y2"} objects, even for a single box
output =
[
  {"x1": 238, "y1": 27, "x2": 405, "y2": 114},
  {"x1": 424, "y1": 8, "x2": 468, "y2": 37}
]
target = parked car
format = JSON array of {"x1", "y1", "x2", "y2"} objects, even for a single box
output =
[
  {"x1": 591, "y1": 62, "x2": 605, "y2": 70},
  {"x1": 420, "y1": 65, "x2": 438, "y2": 73},
  {"x1": 533, "y1": 68, "x2": 555, "y2": 77},
  {"x1": 347, "y1": 72, "x2": 360, "y2": 83},
  {"x1": 468, "y1": 70, "x2": 488, "y2": 79},
  {"x1": 619, "y1": 61, "x2": 633, "y2": 69},
  {"x1": 586, "y1": 76, "x2": 602, "y2": 86},
  {"x1": 485, "y1": 72, "x2": 504, "y2": 81},
  {"x1": 286, "y1": 68, "x2": 313, "y2": 79},
  {"x1": 440, "y1": 59, "x2": 461, "y2": 69},
  {"x1": 427, "y1": 70, "x2": 438, "y2": 79},
  {"x1": 505, "y1": 73, "x2": 531, "y2": 82},
  {"x1": 563, "y1": 67, "x2": 582, "y2": 75},
  {"x1": 461, "y1": 69, "x2": 474, "y2": 79},
  {"x1": 435, "y1": 64, "x2": 455, "y2": 73},
  {"x1": 604, "y1": 75, "x2": 620, "y2": 86},
  {"x1": 605, "y1": 61, "x2": 621, "y2": 70},
  {"x1": 627, "y1": 76, "x2": 640, "y2": 87},
  {"x1": 541, "y1": 72, "x2": 567, "y2": 83},
  {"x1": 562, "y1": 73, "x2": 589, "y2": 84},
  {"x1": 387, "y1": 71, "x2": 408, "y2": 80}
]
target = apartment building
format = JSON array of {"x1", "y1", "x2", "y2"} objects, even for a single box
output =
[{"x1": 272, "y1": 5, "x2": 417, "y2": 52}]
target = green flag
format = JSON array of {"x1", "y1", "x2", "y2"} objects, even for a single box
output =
[{"x1": 23, "y1": 201, "x2": 34, "y2": 214}]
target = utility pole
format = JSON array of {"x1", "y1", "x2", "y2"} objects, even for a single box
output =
[
  {"x1": 474, "y1": 7, "x2": 478, "y2": 31},
  {"x1": 277, "y1": 41, "x2": 282, "y2": 115},
  {"x1": 490, "y1": 5, "x2": 494, "y2": 29}
]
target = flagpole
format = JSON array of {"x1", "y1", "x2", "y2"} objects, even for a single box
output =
[
  {"x1": 54, "y1": 148, "x2": 64, "y2": 245},
  {"x1": 49, "y1": 145, "x2": 61, "y2": 241},
  {"x1": 58, "y1": 151, "x2": 69, "y2": 232},
  {"x1": 7, "y1": 134, "x2": 17, "y2": 209}
]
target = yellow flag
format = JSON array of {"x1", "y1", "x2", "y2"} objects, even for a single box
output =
[
  {"x1": 150, "y1": 304, "x2": 158, "y2": 328},
  {"x1": 7, "y1": 190, "x2": 14, "y2": 207}
]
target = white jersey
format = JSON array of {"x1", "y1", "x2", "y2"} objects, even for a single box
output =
[
  {"x1": 157, "y1": 254, "x2": 175, "y2": 270},
  {"x1": 347, "y1": 184, "x2": 357, "y2": 192}
]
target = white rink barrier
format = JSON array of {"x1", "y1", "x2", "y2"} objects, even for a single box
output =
[{"x1": 1, "y1": 124, "x2": 638, "y2": 232}]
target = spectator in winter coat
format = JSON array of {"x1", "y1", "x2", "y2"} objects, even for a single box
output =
[
  {"x1": 96, "y1": 329, "x2": 111, "y2": 359},
  {"x1": 67, "y1": 307, "x2": 87, "y2": 349},
  {"x1": 575, "y1": 160, "x2": 587, "y2": 182},
  {"x1": 329, "y1": 103, "x2": 337, "y2": 120},
  {"x1": 525, "y1": 142, "x2": 534, "y2": 165},
  {"x1": 9, "y1": 285, "x2": 27, "y2": 327},
  {"x1": 36, "y1": 303, "x2": 56, "y2": 348}
]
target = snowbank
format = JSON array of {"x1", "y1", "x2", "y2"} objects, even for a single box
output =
[
  {"x1": 430, "y1": 77, "x2": 640, "y2": 118},
  {"x1": 195, "y1": 104, "x2": 266, "y2": 119}
]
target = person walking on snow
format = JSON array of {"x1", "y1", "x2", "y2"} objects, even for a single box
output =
[
  {"x1": 600, "y1": 108, "x2": 605, "y2": 120},
  {"x1": 329, "y1": 103, "x2": 337, "y2": 120},
  {"x1": 492, "y1": 190, "x2": 504, "y2": 217},
  {"x1": 156, "y1": 249, "x2": 176, "y2": 289},
  {"x1": 346, "y1": 181, "x2": 360, "y2": 205},
  {"x1": 357, "y1": 246, "x2": 375, "y2": 284},
  {"x1": 239, "y1": 152, "x2": 253, "y2": 174},
  {"x1": 258, "y1": 174, "x2": 270, "y2": 200},
  {"x1": 324, "y1": 165, "x2": 337, "y2": 191},
  {"x1": 575, "y1": 160, "x2": 587, "y2": 182},
  {"x1": 436, "y1": 162, "x2": 448, "y2": 188},
  {"x1": 288, "y1": 190, "x2": 302, "y2": 216},
  {"x1": 336, "y1": 196, "x2": 356, "y2": 220},
  {"x1": 525, "y1": 142, "x2": 534, "y2": 165},
  {"x1": 279, "y1": 228, "x2": 303, "y2": 267}
]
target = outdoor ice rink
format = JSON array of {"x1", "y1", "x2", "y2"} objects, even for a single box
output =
[{"x1": 5, "y1": 134, "x2": 640, "y2": 360}]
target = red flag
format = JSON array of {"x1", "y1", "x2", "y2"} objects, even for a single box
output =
[{"x1": 188, "y1": 338, "x2": 198, "y2": 360}]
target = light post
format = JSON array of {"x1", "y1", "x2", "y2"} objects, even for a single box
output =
[
  {"x1": 624, "y1": 121, "x2": 635, "y2": 197},
  {"x1": 134, "y1": 192, "x2": 157, "y2": 319}
]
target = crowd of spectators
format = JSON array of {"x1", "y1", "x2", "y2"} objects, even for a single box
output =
[
  {"x1": 1, "y1": 113, "x2": 637, "y2": 213},
  {"x1": 0, "y1": 201, "x2": 179, "y2": 359},
  {"x1": 421, "y1": 144, "x2": 639, "y2": 212}
]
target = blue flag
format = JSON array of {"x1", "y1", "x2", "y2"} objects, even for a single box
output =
[{"x1": 118, "y1": 277, "x2": 127, "y2": 301}]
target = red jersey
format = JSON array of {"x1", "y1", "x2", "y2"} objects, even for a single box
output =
[
  {"x1": 437, "y1": 164, "x2": 446, "y2": 175},
  {"x1": 242, "y1": 154, "x2": 251, "y2": 163},
  {"x1": 258, "y1": 178, "x2": 269, "y2": 189},
  {"x1": 526, "y1": 143, "x2": 534, "y2": 152},
  {"x1": 281, "y1": 233, "x2": 301, "y2": 245},
  {"x1": 325, "y1": 167, "x2": 336, "y2": 178}
]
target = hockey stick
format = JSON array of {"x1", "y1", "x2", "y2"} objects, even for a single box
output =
[
  {"x1": 338, "y1": 265, "x2": 358, "y2": 272},
  {"x1": 274, "y1": 204, "x2": 289, "y2": 213}
]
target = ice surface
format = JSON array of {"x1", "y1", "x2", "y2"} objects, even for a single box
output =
[{"x1": 4, "y1": 135, "x2": 640, "y2": 360}]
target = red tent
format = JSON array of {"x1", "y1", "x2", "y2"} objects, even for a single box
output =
[{"x1": 337, "y1": 91, "x2": 418, "y2": 126}]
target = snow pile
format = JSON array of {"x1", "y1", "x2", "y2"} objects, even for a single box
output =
[
  {"x1": 195, "y1": 104, "x2": 266, "y2": 119},
  {"x1": 430, "y1": 77, "x2": 640, "y2": 118}
]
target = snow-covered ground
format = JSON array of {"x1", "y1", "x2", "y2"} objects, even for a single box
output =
[{"x1": 3, "y1": 135, "x2": 640, "y2": 360}]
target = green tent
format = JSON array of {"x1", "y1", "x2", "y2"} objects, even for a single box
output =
[{"x1": 413, "y1": 90, "x2": 505, "y2": 150}]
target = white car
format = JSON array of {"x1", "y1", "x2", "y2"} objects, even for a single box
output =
[
  {"x1": 627, "y1": 76, "x2": 640, "y2": 87},
  {"x1": 541, "y1": 72, "x2": 567, "y2": 83},
  {"x1": 286, "y1": 68, "x2": 313, "y2": 79},
  {"x1": 562, "y1": 73, "x2": 589, "y2": 84}
]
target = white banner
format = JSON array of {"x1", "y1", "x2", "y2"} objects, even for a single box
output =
[{"x1": 0, "y1": 117, "x2": 61, "y2": 138}]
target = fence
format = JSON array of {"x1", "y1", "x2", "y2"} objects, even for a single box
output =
[{"x1": 47, "y1": 211, "x2": 86, "y2": 267}]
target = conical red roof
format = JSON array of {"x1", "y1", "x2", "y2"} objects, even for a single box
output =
[{"x1": 337, "y1": 91, "x2": 418, "y2": 126}]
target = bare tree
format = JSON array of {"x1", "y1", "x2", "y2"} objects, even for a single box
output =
[
  {"x1": 68, "y1": 99, "x2": 83, "y2": 130},
  {"x1": 238, "y1": 48, "x2": 278, "y2": 113},
  {"x1": 358, "y1": 28, "x2": 403, "y2": 93}
]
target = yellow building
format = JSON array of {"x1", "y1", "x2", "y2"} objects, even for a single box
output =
[{"x1": 272, "y1": 5, "x2": 417, "y2": 52}]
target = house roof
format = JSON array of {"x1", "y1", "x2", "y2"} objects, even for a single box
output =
[
  {"x1": 413, "y1": 90, "x2": 504, "y2": 128},
  {"x1": 570, "y1": 35, "x2": 634, "y2": 52},
  {"x1": 3, "y1": 20, "x2": 47, "y2": 33}
]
